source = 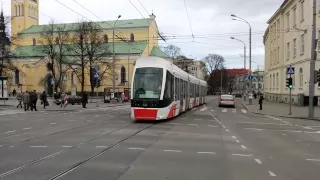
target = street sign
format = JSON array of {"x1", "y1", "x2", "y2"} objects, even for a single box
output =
[
  {"x1": 287, "y1": 66, "x2": 295, "y2": 74},
  {"x1": 248, "y1": 75, "x2": 253, "y2": 81},
  {"x1": 94, "y1": 72, "x2": 99, "y2": 79}
]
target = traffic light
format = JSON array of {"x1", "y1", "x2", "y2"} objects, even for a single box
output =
[{"x1": 286, "y1": 77, "x2": 293, "y2": 89}]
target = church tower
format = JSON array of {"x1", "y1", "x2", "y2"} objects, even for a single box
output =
[{"x1": 11, "y1": 0, "x2": 39, "y2": 36}]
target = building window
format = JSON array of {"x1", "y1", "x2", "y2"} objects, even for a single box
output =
[
  {"x1": 21, "y1": 4, "x2": 24, "y2": 16},
  {"x1": 273, "y1": 74, "x2": 275, "y2": 88},
  {"x1": 293, "y1": 38, "x2": 297, "y2": 57},
  {"x1": 18, "y1": 5, "x2": 21, "y2": 16},
  {"x1": 104, "y1": 35, "x2": 108, "y2": 43},
  {"x1": 286, "y1": 13, "x2": 290, "y2": 30},
  {"x1": 301, "y1": 1, "x2": 304, "y2": 21},
  {"x1": 277, "y1": 19, "x2": 280, "y2": 37},
  {"x1": 287, "y1": 42, "x2": 290, "y2": 60},
  {"x1": 270, "y1": 75, "x2": 272, "y2": 89},
  {"x1": 130, "y1": 33, "x2": 134, "y2": 42},
  {"x1": 301, "y1": 34, "x2": 305, "y2": 54},
  {"x1": 277, "y1": 47, "x2": 280, "y2": 63},
  {"x1": 15, "y1": 5, "x2": 17, "y2": 16},
  {"x1": 299, "y1": 68, "x2": 303, "y2": 87},
  {"x1": 276, "y1": 73, "x2": 279, "y2": 87},
  {"x1": 14, "y1": 69, "x2": 20, "y2": 85},
  {"x1": 32, "y1": 38, "x2": 36, "y2": 45},
  {"x1": 120, "y1": 66, "x2": 126, "y2": 84},
  {"x1": 293, "y1": 7, "x2": 296, "y2": 27}
]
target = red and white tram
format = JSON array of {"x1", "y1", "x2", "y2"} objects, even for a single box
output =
[{"x1": 131, "y1": 57, "x2": 207, "y2": 121}]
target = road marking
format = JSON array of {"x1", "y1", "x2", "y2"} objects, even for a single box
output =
[
  {"x1": 170, "y1": 123, "x2": 180, "y2": 125},
  {"x1": 222, "y1": 109, "x2": 227, "y2": 113},
  {"x1": 22, "y1": 127, "x2": 32, "y2": 130},
  {"x1": 241, "y1": 109, "x2": 247, "y2": 113},
  {"x1": 255, "y1": 159, "x2": 262, "y2": 164},
  {"x1": 50, "y1": 123, "x2": 56, "y2": 125},
  {"x1": 226, "y1": 129, "x2": 229, "y2": 132},
  {"x1": 191, "y1": 108, "x2": 197, "y2": 111},
  {"x1": 232, "y1": 109, "x2": 236, "y2": 113},
  {"x1": 244, "y1": 128, "x2": 265, "y2": 131},
  {"x1": 268, "y1": 170, "x2": 276, "y2": 177},
  {"x1": 5, "y1": 130, "x2": 16, "y2": 134},
  {"x1": 61, "y1": 146, "x2": 72, "y2": 148},
  {"x1": 96, "y1": 146, "x2": 108, "y2": 148},
  {"x1": 232, "y1": 136, "x2": 237, "y2": 139},
  {"x1": 164, "y1": 150, "x2": 181, "y2": 153},
  {"x1": 200, "y1": 107, "x2": 207, "y2": 111},
  {"x1": 188, "y1": 124, "x2": 199, "y2": 126},
  {"x1": 295, "y1": 124, "x2": 314, "y2": 130},
  {"x1": 236, "y1": 140, "x2": 240, "y2": 143},
  {"x1": 30, "y1": 146, "x2": 47, "y2": 148},
  {"x1": 197, "y1": 152, "x2": 216, "y2": 155},
  {"x1": 129, "y1": 148, "x2": 145, "y2": 151},
  {"x1": 211, "y1": 110, "x2": 215, "y2": 112},
  {"x1": 208, "y1": 125, "x2": 218, "y2": 127},
  {"x1": 307, "y1": 125, "x2": 320, "y2": 128},
  {"x1": 232, "y1": 154, "x2": 252, "y2": 157},
  {"x1": 209, "y1": 112, "x2": 226, "y2": 128},
  {"x1": 265, "y1": 115, "x2": 289, "y2": 124},
  {"x1": 282, "y1": 134, "x2": 287, "y2": 136},
  {"x1": 239, "y1": 122, "x2": 292, "y2": 126},
  {"x1": 117, "y1": 120, "x2": 125, "y2": 123},
  {"x1": 304, "y1": 131, "x2": 320, "y2": 134},
  {"x1": 306, "y1": 159, "x2": 320, "y2": 162},
  {"x1": 241, "y1": 145, "x2": 247, "y2": 149},
  {"x1": 194, "y1": 118, "x2": 202, "y2": 121}
]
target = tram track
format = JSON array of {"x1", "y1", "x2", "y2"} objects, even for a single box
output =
[{"x1": 0, "y1": 122, "x2": 156, "y2": 178}]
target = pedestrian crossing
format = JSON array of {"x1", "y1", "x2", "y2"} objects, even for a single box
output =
[{"x1": 218, "y1": 108, "x2": 247, "y2": 114}]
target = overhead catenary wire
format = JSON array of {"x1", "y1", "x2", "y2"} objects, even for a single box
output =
[
  {"x1": 54, "y1": 0, "x2": 91, "y2": 21},
  {"x1": 183, "y1": 0, "x2": 194, "y2": 41}
]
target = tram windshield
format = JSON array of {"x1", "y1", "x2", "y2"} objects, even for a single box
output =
[{"x1": 133, "y1": 67, "x2": 163, "y2": 99}]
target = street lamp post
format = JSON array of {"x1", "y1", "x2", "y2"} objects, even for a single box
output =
[
  {"x1": 231, "y1": 37, "x2": 247, "y2": 101},
  {"x1": 112, "y1": 15, "x2": 121, "y2": 102},
  {"x1": 231, "y1": 14, "x2": 252, "y2": 105}
]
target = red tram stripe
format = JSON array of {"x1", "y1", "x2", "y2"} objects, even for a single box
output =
[{"x1": 134, "y1": 109, "x2": 157, "y2": 120}]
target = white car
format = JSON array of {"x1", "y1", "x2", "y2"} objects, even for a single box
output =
[{"x1": 218, "y1": 95, "x2": 236, "y2": 108}]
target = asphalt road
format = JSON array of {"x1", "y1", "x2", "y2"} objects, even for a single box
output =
[{"x1": 0, "y1": 97, "x2": 320, "y2": 180}]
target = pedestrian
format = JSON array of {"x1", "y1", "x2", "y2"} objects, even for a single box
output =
[
  {"x1": 41, "y1": 91, "x2": 48, "y2": 109},
  {"x1": 16, "y1": 92, "x2": 23, "y2": 108},
  {"x1": 259, "y1": 94, "x2": 264, "y2": 110},
  {"x1": 82, "y1": 91, "x2": 88, "y2": 108},
  {"x1": 121, "y1": 93, "x2": 125, "y2": 103},
  {"x1": 23, "y1": 91, "x2": 30, "y2": 111},
  {"x1": 13, "y1": 89, "x2": 16, "y2": 97},
  {"x1": 30, "y1": 90, "x2": 38, "y2": 111}
]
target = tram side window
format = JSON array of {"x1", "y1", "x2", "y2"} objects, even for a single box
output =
[
  {"x1": 174, "y1": 77, "x2": 178, "y2": 100},
  {"x1": 180, "y1": 79, "x2": 183, "y2": 100},
  {"x1": 164, "y1": 71, "x2": 173, "y2": 100}
]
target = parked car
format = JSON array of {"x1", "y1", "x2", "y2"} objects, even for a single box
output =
[{"x1": 218, "y1": 94, "x2": 236, "y2": 108}]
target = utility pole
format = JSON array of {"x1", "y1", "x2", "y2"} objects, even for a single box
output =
[
  {"x1": 248, "y1": 26, "x2": 253, "y2": 105},
  {"x1": 308, "y1": 0, "x2": 317, "y2": 119},
  {"x1": 112, "y1": 15, "x2": 121, "y2": 102}
]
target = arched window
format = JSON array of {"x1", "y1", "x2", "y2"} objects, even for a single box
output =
[
  {"x1": 121, "y1": 66, "x2": 126, "y2": 84},
  {"x1": 299, "y1": 68, "x2": 303, "y2": 87},
  {"x1": 18, "y1": 5, "x2": 20, "y2": 16},
  {"x1": 276, "y1": 73, "x2": 279, "y2": 87},
  {"x1": 104, "y1": 35, "x2": 108, "y2": 43},
  {"x1": 15, "y1": 5, "x2": 17, "y2": 16},
  {"x1": 273, "y1": 74, "x2": 275, "y2": 88},
  {"x1": 270, "y1": 74, "x2": 272, "y2": 89},
  {"x1": 71, "y1": 72, "x2": 77, "y2": 85},
  {"x1": 21, "y1": 4, "x2": 24, "y2": 16},
  {"x1": 130, "y1": 33, "x2": 134, "y2": 42},
  {"x1": 32, "y1": 38, "x2": 36, "y2": 45},
  {"x1": 15, "y1": 69, "x2": 20, "y2": 85}
]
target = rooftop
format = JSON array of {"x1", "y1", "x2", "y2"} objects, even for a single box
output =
[{"x1": 19, "y1": 18, "x2": 152, "y2": 34}]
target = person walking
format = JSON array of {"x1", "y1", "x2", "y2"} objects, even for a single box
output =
[
  {"x1": 16, "y1": 92, "x2": 23, "y2": 108},
  {"x1": 259, "y1": 94, "x2": 264, "y2": 110},
  {"x1": 13, "y1": 89, "x2": 17, "y2": 97},
  {"x1": 82, "y1": 91, "x2": 88, "y2": 108},
  {"x1": 41, "y1": 91, "x2": 48, "y2": 109},
  {"x1": 30, "y1": 90, "x2": 38, "y2": 111},
  {"x1": 23, "y1": 91, "x2": 30, "y2": 111}
]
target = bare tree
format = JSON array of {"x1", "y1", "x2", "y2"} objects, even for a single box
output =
[
  {"x1": 163, "y1": 44, "x2": 181, "y2": 59},
  {"x1": 39, "y1": 21, "x2": 70, "y2": 93},
  {"x1": 202, "y1": 53, "x2": 225, "y2": 74},
  {"x1": 174, "y1": 55, "x2": 193, "y2": 73},
  {"x1": 68, "y1": 21, "x2": 112, "y2": 94}
]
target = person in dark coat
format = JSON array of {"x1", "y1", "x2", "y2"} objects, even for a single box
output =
[
  {"x1": 41, "y1": 91, "x2": 48, "y2": 109},
  {"x1": 259, "y1": 94, "x2": 264, "y2": 110},
  {"x1": 13, "y1": 89, "x2": 16, "y2": 97},
  {"x1": 30, "y1": 90, "x2": 38, "y2": 111},
  {"x1": 82, "y1": 91, "x2": 88, "y2": 108}
]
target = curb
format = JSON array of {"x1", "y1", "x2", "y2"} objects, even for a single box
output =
[{"x1": 242, "y1": 102, "x2": 320, "y2": 121}]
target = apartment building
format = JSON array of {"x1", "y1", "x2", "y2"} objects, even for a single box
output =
[{"x1": 264, "y1": 0, "x2": 320, "y2": 105}]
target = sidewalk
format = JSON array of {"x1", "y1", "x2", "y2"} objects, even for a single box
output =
[{"x1": 241, "y1": 98, "x2": 320, "y2": 120}]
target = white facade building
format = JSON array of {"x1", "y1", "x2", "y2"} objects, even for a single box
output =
[{"x1": 264, "y1": 0, "x2": 320, "y2": 105}]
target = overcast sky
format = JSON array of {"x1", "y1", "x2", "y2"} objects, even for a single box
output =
[{"x1": 2, "y1": 0, "x2": 284, "y2": 69}]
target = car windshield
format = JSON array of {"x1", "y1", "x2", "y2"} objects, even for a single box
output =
[{"x1": 133, "y1": 67, "x2": 163, "y2": 99}]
